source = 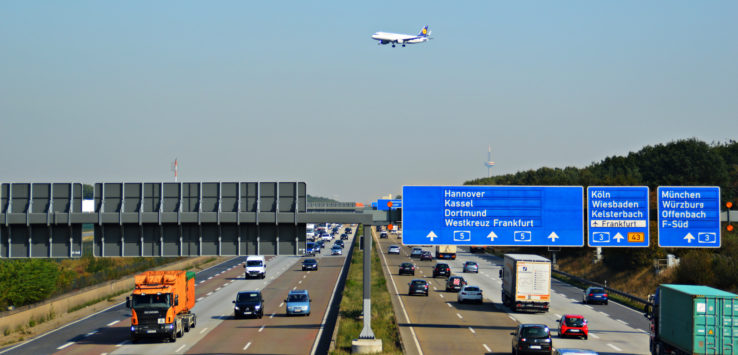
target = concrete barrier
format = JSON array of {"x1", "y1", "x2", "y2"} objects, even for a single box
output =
[{"x1": 0, "y1": 256, "x2": 217, "y2": 335}]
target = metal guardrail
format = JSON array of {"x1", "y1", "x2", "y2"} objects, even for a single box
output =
[{"x1": 552, "y1": 269, "x2": 652, "y2": 310}]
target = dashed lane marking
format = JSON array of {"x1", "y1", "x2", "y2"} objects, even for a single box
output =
[
  {"x1": 589, "y1": 333, "x2": 600, "y2": 339},
  {"x1": 258, "y1": 325, "x2": 265, "y2": 332},
  {"x1": 279, "y1": 302, "x2": 284, "y2": 307},
  {"x1": 483, "y1": 344, "x2": 491, "y2": 352},
  {"x1": 468, "y1": 327, "x2": 475, "y2": 334},
  {"x1": 447, "y1": 303, "x2": 452, "y2": 308},
  {"x1": 197, "y1": 297, "x2": 204, "y2": 302},
  {"x1": 175, "y1": 344, "x2": 186, "y2": 353},
  {"x1": 107, "y1": 320, "x2": 120, "y2": 327},
  {"x1": 243, "y1": 341, "x2": 252, "y2": 350},
  {"x1": 607, "y1": 343, "x2": 622, "y2": 351},
  {"x1": 57, "y1": 342, "x2": 74, "y2": 350},
  {"x1": 116, "y1": 340, "x2": 130, "y2": 347},
  {"x1": 270, "y1": 313, "x2": 276, "y2": 319},
  {"x1": 456, "y1": 313, "x2": 463, "y2": 319},
  {"x1": 199, "y1": 327, "x2": 208, "y2": 334}
]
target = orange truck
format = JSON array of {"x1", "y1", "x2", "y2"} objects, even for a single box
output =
[{"x1": 126, "y1": 270, "x2": 197, "y2": 343}]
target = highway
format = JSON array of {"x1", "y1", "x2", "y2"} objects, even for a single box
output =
[
  {"x1": 1, "y1": 225, "x2": 356, "y2": 355},
  {"x1": 374, "y1": 229, "x2": 651, "y2": 355}
]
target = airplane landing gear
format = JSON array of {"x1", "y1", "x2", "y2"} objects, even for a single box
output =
[{"x1": 392, "y1": 44, "x2": 396, "y2": 48}]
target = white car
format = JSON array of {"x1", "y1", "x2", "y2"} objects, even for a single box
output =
[
  {"x1": 331, "y1": 246, "x2": 343, "y2": 255},
  {"x1": 457, "y1": 285, "x2": 483, "y2": 304},
  {"x1": 321, "y1": 233, "x2": 332, "y2": 241},
  {"x1": 388, "y1": 245, "x2": 401, "y2": 254}
]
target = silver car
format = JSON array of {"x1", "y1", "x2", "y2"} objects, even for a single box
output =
[
  {"x1": 388, "y1": 245, "x2": 401, "y2": 254},
  {"x1": 457, "y1": 285, "x2": 483, "y2": 304},
  {"x1": 463, "y1": 261, "x2": 479, "y2": 273}
]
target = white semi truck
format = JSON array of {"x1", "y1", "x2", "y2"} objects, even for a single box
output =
[{"x1": 499, "y1": 254, "x2": 551, "y2": 312}]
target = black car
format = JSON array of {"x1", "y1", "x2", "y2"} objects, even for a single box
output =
[
  {"x1": 410, "y1": 248, "x2": 423, "y2": 258},
  {"x1": 302, "y1": 258, "x2": 318, "y2": 271},
  {"x1": 408, "y1": 279, "x2": 429, "y2": 296},
  {"x1": 445, "y1": 276, "x2": 467, "y2": 292},
  {"x1": 334, "y1": 240, "x2": 344, "y2": 248},
  {"x1": 398, "y1": 262, "x2": 416, "y2": 276},
  {"x1": 419, "y1": 251, "x2": 433, "y2": 261},
  {"x1": 511, "y1": 324, "x2": 553, "y2": 355},
  {"x1": 433, "y1": 263, "x2": 451, "y2": 278},
  {"x1": 340, "y1": 233, "x2": 348, "y2": 240},
  {"x1": 233, "y1": 291, "x2": 264, "y2": 319},
  {"x1": 583, "y1": 287, "x2": 608, "y2": 305},
  {"x1": 380, "y1": 231, "x2": 388, "y2": 239},
  {"x1": 345, "y1": 227, "x2": 352, "y2": 233}
]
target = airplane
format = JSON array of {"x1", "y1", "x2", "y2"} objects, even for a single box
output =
[{"x1": 371, "y1": 25, "x2": 431, "y2": 47}]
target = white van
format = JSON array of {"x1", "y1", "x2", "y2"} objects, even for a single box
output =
[{"x1": 244, "y1": 256, "x2": 266, "y2": 279}]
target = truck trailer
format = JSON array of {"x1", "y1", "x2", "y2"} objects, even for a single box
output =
[
  {"x1": 499, "y1": 254, "x2": 551, "y2": 312},
  {"x1": 127, "y1": 270, "x2": 197, "y2": 343},
  {"x1": 435, "y1": 245, "x2": 457, "y2": 260},
  {"x1": 645, "y1": 284, "x2": 738, "y2": 355}
]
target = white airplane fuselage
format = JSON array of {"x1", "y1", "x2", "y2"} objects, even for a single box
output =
[{"x1": 371, "y1": 27, "x2": 430, "y2": 47}]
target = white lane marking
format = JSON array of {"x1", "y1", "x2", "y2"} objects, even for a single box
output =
[
  {"x1": 617, "y1": 319, "x2": 628, "y2": 325},
  {"x1": 197, "y1": 297, "x2": 204, "y2": 302},
  {"x1": 432, "y1": 286, "x2": 437, "y2": 290},
  {"x1": 607, "y1": 343, "x2": 622, "y2": 351},
  {"x1": 456, "y1": 313, "x2": 463, "y2": 319},
  {"x1": 199, "y1": 327, "x2": 208, "y2": 334},
  {"x1": 199, "y1": 281, "x2": 204, "y2": 284},
  {"x1": 298, "y1": 280, "x2": 302, "y2": 284},
  {"x1": 222, "y1": 283, "x2": 228, "y2": 287},
  {"x1": 447, "y1": 303, "x2": 452, "y2": 308},
  {"x1": 303, "y1": 275, "x2": 307, "y2": 279},
  {"x1": 554, "y1": 314, "x2": 561, "y2": 318},
  {"x1": 258, "y1": 325, "x2": 265, "y2": 332},
  {"x1": 589, "y1": 333, "x2": 600, "y2": 339},
  {"x1": 483, "y1": 344, "x2": 491, "y2": 352},
  {"x1": 439, "y1": 294, "x2": 444, "y2": 298},
  {"x1": 207, "y1": 291, "x2": 213, "y2": 296},
  {"x1": 270, "y1": 313, "x2": 276, "y2": 319},
  {"x1": 86, "y1": 330, "x2": 98, "y2": 336},
  {"x1": 107, "y1": 320, "x2": 120, "y2": 327},
  {"x1": 208, "y1": 276, "x2": 213, "y2": 280},
  {"x1": 468, "y1": 326, "x2": 475, "y2": 334},
  {"x1": 243, "y1": 341, "x2": 252, "y2": 350},
  {"x1": 116, "y1": 340, "x2": 130, "y2": 347},
  {"x1": 215, "y1": 287, "x2": 222, "y2": 291},
  {"x1": 508, "y1": 315, "x2": 516, "y2": 321},
  {"x1": 175, "y1": 344, "x2": 186, "y2": 353},
  {"x1": 279, "y1": 302, "x2": 284, "y2": 307},
  {"x1": 293, "y1": 286, "x2": 297, "y2": 290},
  {"x1": 57, "y1": 342, "x2": 74, "y2": 350},
  {"x1": 375, "y1": 232, "x2": 424, "y2": 355}
]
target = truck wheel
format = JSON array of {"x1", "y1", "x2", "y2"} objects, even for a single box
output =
[
  {"x1": 170, "y1": 330, "x2": 177, "y2": 342},
  {"x1": 184, "y1": 319, "x2": 190, "y2": 332},
  {"x1": 191, "y1": 314, "x2": 197, "y2": 328},
  {"x1": 177, "y1": 321, "x2": 184, "y2": 337}
]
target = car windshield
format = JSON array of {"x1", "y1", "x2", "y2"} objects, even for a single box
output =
[
  {"x1": 411, "y1": 281, "x2": 426, "y2": 286},
  {"x1": 590, "y1": 288, "x2": 605, "y2": 293},
  {"x1": 565, "y1": 317, "x2": 585, "y2": 327},
  {"x1": 131, "y1": 293, "x2": 171, "y2": 309},
  {"x1": 401, "y1": 263, "x2": 412, "y2": 267},
  {"x1": 287, "y1": 294, "x2": 308, "y2": 302},
  {"x1": 521, "y1": 326, "x2": 549, "y2": 339},
  {"x1": 437, "y1": 264, "x2": 448, "y2": 268},
  {"x1": 304, "y1": 259, "x2": 316, "y2": 264},
  {"x1": 246, "y1": 260, "x2": 263, "y2": 267},
  {"x1": 464, "y1": 287, "x2": 479, "y2": 292},
  {"x1": 236, "y1": 292, "x2": 260, "y2": 302}
]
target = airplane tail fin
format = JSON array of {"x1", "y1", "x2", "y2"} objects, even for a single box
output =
[{"x1": 418, "y1": 25, "x2": 430, "y2": 37}]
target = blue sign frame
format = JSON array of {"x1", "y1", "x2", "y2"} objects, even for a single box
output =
[
  {"x1": 587, "y1": 186, "x2": 650, "y2": 247},
  {"x1": 657, "y1": 186, "x2": 721, "y2": 248},
  {"x1": 402, "y1": 186, "x2": 584, "y2": 246}
]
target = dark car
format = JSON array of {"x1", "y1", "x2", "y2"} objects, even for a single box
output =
[
  {"x1": 302, "y1": 258, "x2": 318, "y2": 271},
  {"x1": 334, "y1": 240, "x2": 344, "y2": 248},
  {"x1": 398, "y1": 262, "x2": 416, "y2": 276},
  {"x1": 408, "y1": 279, "x2": 429, "y2": 296},
  {"x1": 410, "y1": 248, "x2": 423, "y2": 258},
  {"x1": 233, "y1": 291, "x2": 264, "y2": 319},
  {"x1": 420, "y1": 251, "x2": 433, "y2": 261},
  {"x1": 305, "y1": 242, "x2": 316, "y2": 256},
  {"x1": 583, "y1": 287, "x2": 608, "y2": 305},
  {"x1": 340, "y1": 233, "x2": 348, "y2": 240},
  {"x1": 380, "y1": 231, "x2": 388, "y2": 239},
  {"x1": 433, "y1": 263, "x2": 451, "y2": 278},
  {"x1": 345, "y1": 227, "x2": 352, "y2": 233},
  {"x1": 445, "y1": 276, "x2": 467, "y2": 292},
  {"x1": 511, "y1": 324, "x2": 553, "y2": 355}
]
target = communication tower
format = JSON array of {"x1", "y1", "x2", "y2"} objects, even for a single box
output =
[{"x1": 485, "y1": 145, "x2": 495, "y2": 178}]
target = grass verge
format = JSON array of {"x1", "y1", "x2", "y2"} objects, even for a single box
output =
[{"x1": 331, "y1": 226, "x2": 402, "y2": 355}]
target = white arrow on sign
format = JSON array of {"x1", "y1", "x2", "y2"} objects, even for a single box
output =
[
  {"x1": 613, "y1": 233, "x2": 625, "y2": 243},
  {"x1": 426, "y1": 231, "x2": 438, "y2": 242},
  {"x1": 684, "y1": 233, "x2": 695, "y2": 243},
  {"x1": 547, "y1": 232, "x2": 559, "y2": 242},
  {"x1": 486, "y1": 231, "x2": 498, "y2": 242}
]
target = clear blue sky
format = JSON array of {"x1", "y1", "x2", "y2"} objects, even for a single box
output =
[{"x1": 2, "y1": 1, "x2": 736, "y2": 202}]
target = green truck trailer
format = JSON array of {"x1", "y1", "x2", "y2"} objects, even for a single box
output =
[{"x1": 645, "y1": 284, "x2": 738, "y2": 355}]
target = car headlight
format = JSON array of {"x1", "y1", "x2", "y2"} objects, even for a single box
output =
[
  {"x1": 234, "y1": 306, "x2": 240, "y2": 310},
  {"x1": 131, "y1": 326, "x2": 136, "y2": 331},
  {"x1": 543, "y1": 338, "x2": 551, "y2": 342},
  {"x1": 254, "y1": 305, "x2": 261, "y2": 309}
]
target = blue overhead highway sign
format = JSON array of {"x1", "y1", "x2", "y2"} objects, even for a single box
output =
[
  {"x1": 658, "y1": 186, "x2": 721, "y2": 248},
  {"x1": 376, "y1": 199, "x2": 401, "y2": 210},
  {"x1": 587, "y1": 186, "x2": 649, "y2": 247},
  {"x1": 402, "y1": 186, "x2": 584, "y2": 246}
]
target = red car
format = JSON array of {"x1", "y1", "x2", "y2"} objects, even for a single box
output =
[
  {"x1": 557, "y1": 314, "x2": 588, "y2": 339},
  {"x1": 420, "y1": 251, "x2": 433, "y2": 261}
]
